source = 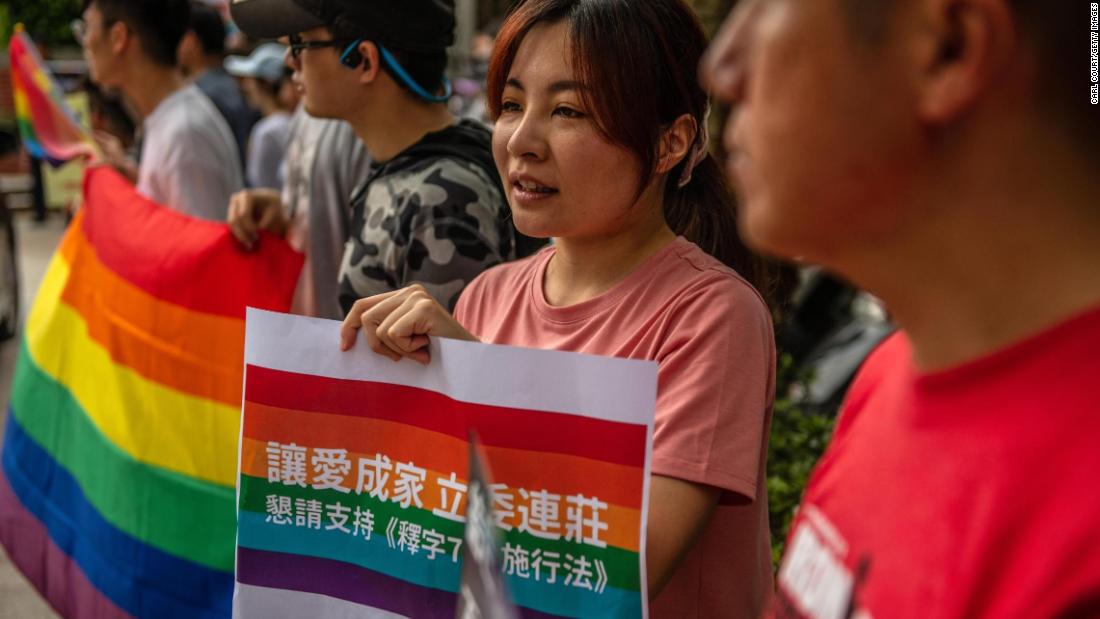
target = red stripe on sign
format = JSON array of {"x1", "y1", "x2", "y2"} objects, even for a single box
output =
[{"x1": 244, "y1": 364, "x2": 647, "y2": 468}]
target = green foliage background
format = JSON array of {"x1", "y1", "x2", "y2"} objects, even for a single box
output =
[
  {"x1": 0, "y1": 6, "x2": 9, "y2": 51},
  {"x1": 767, "y1": 354, "x2": 836, "y2": 565},
  {"x1": 7, "y1": 0, "x2": 82, "y2": 50}
]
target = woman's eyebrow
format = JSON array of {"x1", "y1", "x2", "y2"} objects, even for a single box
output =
[
  {"x1": 548, "y1": 80, "x2": 583, "y2": 94},
  {"x1": 503, "y1": 78, "x2": 584, "y2": 94}
]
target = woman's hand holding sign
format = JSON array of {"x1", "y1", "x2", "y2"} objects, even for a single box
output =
[{"x1": 340, "y1": 284, "x2": 477, "y2": 364}]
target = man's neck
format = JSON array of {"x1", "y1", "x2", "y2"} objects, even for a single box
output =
[
  {"x1": 121, "y1": 62, "x2": 185, "y2": 118},
  {"x1": 188, "y1": 55, "x2": 224, "y2": 79},
  {"x1": 347, "y1": 93, "x2": 454, "y2": 163},
  {"x1": 839, "y1": 143, "x2": 1100, "y2": 372},
  {"x1": 257, "y1": 97, "x2": 280, "y2": 117}
]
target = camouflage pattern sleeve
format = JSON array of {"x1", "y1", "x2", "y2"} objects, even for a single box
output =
[{"x1": 338, "y1": 157, "x2": 514, "y2": 313}]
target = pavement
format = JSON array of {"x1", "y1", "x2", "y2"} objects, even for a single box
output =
[{"x1": 0, "y1": 212, "x2": 67, "y2": 619}]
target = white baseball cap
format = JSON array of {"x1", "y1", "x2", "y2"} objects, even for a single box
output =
[{"x1": 224, "y1": 42, "x2": 288, "y2": 82}]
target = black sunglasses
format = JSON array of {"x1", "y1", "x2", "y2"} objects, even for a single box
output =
[{"x1": 287, "y1": 34, "x2": 356, "y2": 59}]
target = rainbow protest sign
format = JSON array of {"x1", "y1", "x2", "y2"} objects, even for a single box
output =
[
  {"x1": 236, "y1": 309, "x2": 658, "y2": 618},
  {"x1": 0, "y1": 167, "x2": 302, "y2": 618},
  {"x1": 8, "y1": 27, "x2": 97, "y2": 165}
]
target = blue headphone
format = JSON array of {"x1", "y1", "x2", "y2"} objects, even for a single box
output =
[{"x1": 339, "y1": 38, "x2": 453, "y2": 104}]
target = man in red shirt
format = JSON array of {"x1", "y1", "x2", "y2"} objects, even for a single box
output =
[{"x1": 703, "y1": 0, "x2": 1100, "y2": 617}]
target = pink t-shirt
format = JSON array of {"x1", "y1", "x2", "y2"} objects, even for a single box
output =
[{"x1": 455, "y1": 237, "x2": 776, "y2": 618}]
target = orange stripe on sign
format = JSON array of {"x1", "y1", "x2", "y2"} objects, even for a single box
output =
[
  {"x1": 242, "y1": 401, "x2": 644, "y2": 508},
  {"x1": 240, "y1": 436, "x2": 643, "y2": 553},
  {"x1": 58, "y1": 219, "x2": 244, "y2": 406}
]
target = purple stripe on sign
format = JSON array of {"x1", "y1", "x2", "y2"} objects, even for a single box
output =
[
  {"x1": 0, "y1": 471, "x2": 133, "y2": 619},
  {"x1": 237, "y1": 546, "x2": 457, "y2": 619},
  {"x1": 236, "y1": 547, "x2": 568, "y2": 619}
]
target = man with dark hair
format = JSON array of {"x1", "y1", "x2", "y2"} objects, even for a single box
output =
[
  {"x1": 78, "y1": 0, "x2": 243, "y2": 220},
  {"x1": 80, "y1": 0, "x2": 186, "y2": 67},
  {"x1": 178, "y1": 0, "x2": 258, "y2": 166},
  {"x1": 228, "y1": 0, "x2": 522, "y2": 313},
  {"x1": 703, "y1": 0, "x2": 1100, "y2": 616}
]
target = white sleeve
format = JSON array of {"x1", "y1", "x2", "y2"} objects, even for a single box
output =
[{"x1": 162, "y1": 134, "x2": 243, "y2": 221}]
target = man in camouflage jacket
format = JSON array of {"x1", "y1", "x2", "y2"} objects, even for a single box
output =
[
  {"x1": 337, "y1": 118, "x2": 512, "y2": 313},
  {"x1": 230, "y1": 0, "x2": 525, "y2": 314}
]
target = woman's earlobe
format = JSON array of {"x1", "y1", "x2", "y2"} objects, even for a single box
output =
[{"x1": 658, "y1": 114, "x2": 699, "y2": 174}]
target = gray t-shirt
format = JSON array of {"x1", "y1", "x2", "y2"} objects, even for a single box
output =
[
  {"x1": 281, "y1": 107, "x2": 371, "y2": 320},
  {"x1": 246, "y1": 111, "x2": 290, "y2": 190},
  {"x1": 137, "y1": 84, "x2": 243, "y2": 221}
]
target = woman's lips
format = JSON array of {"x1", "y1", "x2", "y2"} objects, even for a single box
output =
[{"x1": 509, "y1": 173, "x2": 559, "y2": 205}]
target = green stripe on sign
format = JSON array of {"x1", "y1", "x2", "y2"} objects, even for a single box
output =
[
  {"x1": 10, "y1": 341, "x2": 236, "y2": 571},
  {"x1": 239, "y1": 474, "x2": 642, "y2": 592}
]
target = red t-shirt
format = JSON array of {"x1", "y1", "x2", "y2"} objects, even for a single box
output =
[
  {"x1": 456, "y1": 237, "x2": 776, "y2": 618},
  {"x1": 774, "y1": 306, "x2": 1100, "y2": 619}
]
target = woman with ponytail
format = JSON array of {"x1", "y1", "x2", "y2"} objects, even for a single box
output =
[{"x1": 341, "y1": 0, "x2": 777, "y2": 614}]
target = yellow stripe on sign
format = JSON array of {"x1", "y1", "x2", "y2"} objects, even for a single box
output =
[{"x1": 25, "y1": 254, "x2": 240, "y2": 488}]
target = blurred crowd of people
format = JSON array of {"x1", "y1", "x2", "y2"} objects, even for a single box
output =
[
  {"x1": 76, "y1": 0, "x2": 508, "y2": 318},
  {"x1": 77, "y1": 0, "x2": 498, "y2": 205}
]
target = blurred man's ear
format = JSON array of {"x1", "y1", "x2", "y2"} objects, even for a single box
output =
[
  {"x1": 915, "y1": 0, "x2": 1017, "y2": 124},
  {"x1": 108, "y1": 20, "x2": 130, "y2": 57},
  {"x1": 177, "y1": 31, "x2": 199, "y2": 73}
]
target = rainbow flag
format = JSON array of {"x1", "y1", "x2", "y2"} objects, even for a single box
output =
[
  {"x1": 9, "y1": 27, "x2": 97, "y2": 165},
  {"x1": 0, "y1": 167, "x2": 303, "y2": 618},
  {"x1": 236, "y1": 309, "x2": 656, "y2": 618}
]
